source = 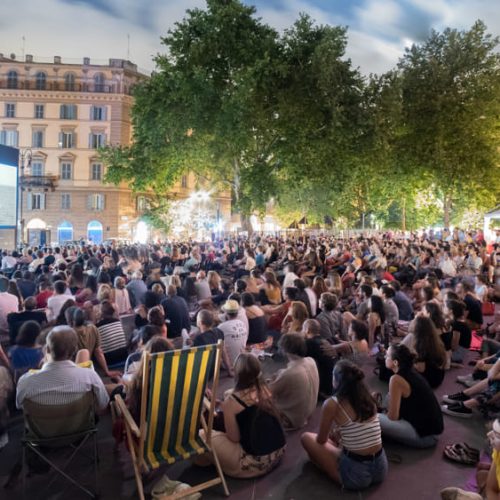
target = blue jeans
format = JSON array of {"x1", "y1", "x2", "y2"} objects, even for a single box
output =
[
  {"x1": 378, "y1": 413, "x2": 439, "y2": 449},
  {"x1": 338, "y1": 450, "x2": 388, "y2": 490}
]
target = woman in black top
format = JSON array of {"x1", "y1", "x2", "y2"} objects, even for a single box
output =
[
  {"x1": 413, "y1": 316, "x2": 446, "y2": 388},
  {"x1": 445, "y1": 299, "x2": 472, "y2": 364},
  {"x1": 379, "y1": 344, "x2": 443, "y2": 448},
  {"x1": 198, "y1": 353, "x2": 286, "y2": 478}
]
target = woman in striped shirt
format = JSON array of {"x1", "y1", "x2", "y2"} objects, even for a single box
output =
[
  {"x1": 301, "y1": 360, "x2": 387, "y2": 490},
  {"x1": 95, "y1": 301, "x2": 128, "y2": 365}
]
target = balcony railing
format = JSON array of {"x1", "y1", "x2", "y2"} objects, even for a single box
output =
[
  {"x1": 20, "y1": 174, "x2": 59, "y2": 191},
  {"x1": 0, "y1": 78, "x2": 135, "y2": 95}
]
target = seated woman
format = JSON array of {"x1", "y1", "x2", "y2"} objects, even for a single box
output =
[
  {"x1": 241, "y1": 292, "x2": 269, "y2": 346},
  {"x1": 125, "y1": 337, "x2": 173, "y2": 422},
  {"x1": 444, "y1": 299, "x2": 472, "y2": 365},
  {"x1": 198, "y1": 353, "x2": 286, "y2": 478},
  {"x1": 301, "y1": 360, "x2": 387, "y2": 491},
  {"x1": 322, "y1": 319, "x2": 369, "y2": 365},
  {"x1": 269, "y1": 333, "x2": 319, "y2": 429},
  {"x1": 96, "y1": 301, "x2": 128, "y2": 365},
  {"x1": 281, "y1": 301, "x2": 309, "y2": 335},
  {"x1": 411, "y1": 315, "x2": 447, "y2": 389},
  {"x1": 260, "y1": 271, "x2": 282, "y2": 305},
  {"x1": 379, "y1": 344, "x2": 443, "y2": 448},
  {"x1": 8, "y1": 321, "x2": 43, "y2": 377},
  {"x1": 367, "y1": 295, "x2": 385, "y2": 347}
]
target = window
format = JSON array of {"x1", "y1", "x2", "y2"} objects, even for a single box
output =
[
  {"x1": 31, "y1": 161, "x2": 44, "y2": 176},
  {"x1": 91, "y1": 162, "x2": 102, "y2": 180},
  {"x1": 61, "y1": 194, "x2": 71, "y2": 210},
  {"x1": 7, "y1": 70, "x2": 18, "y2": 89},
  {"x1": 57, "y1": 220, "x2": 73, "y2": 242},
  {"x1": 64, "y1": 73, "x2": 75, "y2": 91},
  {"x1": 94, "y1": 73, "x2": 105, "y2": 92},
  {"x1": 28, "y1": 193, "x2": 45, "y2": 210},
  {"x1": 136, "y1": 196, "x2": 151, "y2": 212},
  {"x1": 88, "y1": 194, "x2": 105, "y2": 211},
  {"x1": 90, "y1": 105, "x2": 106, "y2": 121},
  {"x1": 32, "y1": 130, "x2": 44, "y2": 148},
  {"x1": 61, "y1": 162, "x2": 72, "y2": 180},
  {"x1": 5, "y1": 103, "x2": 15, "y2": 118},
  {"x1": 0, "y1": 130, "x2": 19, "y2": 147},
  {"x1": 59, "y1": 131, "x2": 75, "y2": 148},
  {"x1": 60, "y1": 104, "x2": 77, "y2": 120},
  {"x1": 35, "y1": 72, "x2": 47, "y2": 90},
  {"x1": 34, "y1": 104, "x2": 44, "y2": 119},
  {"x1": 89, "y1": 132, "x2": 105, "y2": 149}
]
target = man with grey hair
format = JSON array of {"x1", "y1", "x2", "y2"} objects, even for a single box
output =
[
  {"x1": 126, "y1": 270, "x2": 147, "y2": 308},
  {"x1": 16, "y1": 326, "x2": 109, "y2": 410}
]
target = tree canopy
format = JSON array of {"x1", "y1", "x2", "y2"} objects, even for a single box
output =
[{"x1": 101, "y1": 1, "x2": 500, "y2": 232}]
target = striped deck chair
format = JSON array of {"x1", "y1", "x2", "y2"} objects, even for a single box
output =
[{"x1": 114, "y1": 341, "x2": 229, "y2": 500}]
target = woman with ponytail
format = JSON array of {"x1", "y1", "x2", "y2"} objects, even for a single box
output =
[
  {"x1": 379, "y1": 344, "x2": 443, "y2": 448},
  {"x1": 199, "y1": 353, "x2": 286, "y2": 478},
  {"x1": 301, "y1": 360, "x2": 387, "y2": 490}
]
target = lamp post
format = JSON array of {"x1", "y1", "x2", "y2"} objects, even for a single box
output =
[{"x1": 17, "y1": 148, "x2": 32, "y2": 249}]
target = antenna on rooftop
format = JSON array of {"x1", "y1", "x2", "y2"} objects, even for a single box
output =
[
  {"x1": 21, "y1": 36, "x2": 25, "y2": 59},
  {"x1": 127, "y1": 34, "x2": 130, "y2": 61}
]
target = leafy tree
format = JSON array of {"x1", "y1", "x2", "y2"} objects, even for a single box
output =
[
  {"x1": 101, "y1": 0, "x2": 281, "y2": 233},
  {"x1": 398, "y1": 21, "x2": 500, "y2": 228}
]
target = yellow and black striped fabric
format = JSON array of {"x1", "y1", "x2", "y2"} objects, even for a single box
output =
[{"x1": 143, "y1": 345, "x2": 216, "y2": 469}]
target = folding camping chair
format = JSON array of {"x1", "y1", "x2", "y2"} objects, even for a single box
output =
[
  {"x1": 114, "y1": 341, "x2": 229, "y2": 500},
  {"x1": 21, "y1": 391, "x2": 99, "y2": 498}
]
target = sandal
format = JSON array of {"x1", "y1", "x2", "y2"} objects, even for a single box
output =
[{"x1": 443, "y1": 444, "x2": 478, "y2": 465}]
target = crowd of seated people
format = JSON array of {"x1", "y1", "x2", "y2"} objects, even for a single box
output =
[{"x1": 0, "y1": 228, "x2": 498, "y2": 496}]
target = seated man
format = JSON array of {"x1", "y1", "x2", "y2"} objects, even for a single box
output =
[
  {"x1": 46, "y1": 281, "x2": 75, "y2": 323},
  {"x1": 16, "y1": 326, "x2": 109, "y2": 411}
]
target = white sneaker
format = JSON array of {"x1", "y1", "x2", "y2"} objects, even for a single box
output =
[
  {"x1": 456, "y1": 375, "x2": 474, "y2": 386},
  {"x1": 151, "y1": 474, "x2": 181, "y2": 498},
  {"x1": 174, "y1": 482, "x2": 202, "y2": 500}
]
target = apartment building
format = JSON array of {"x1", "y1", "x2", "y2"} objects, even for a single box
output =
[{"x1": 0, "y1": 54, "x2": 231, "y2": 248}]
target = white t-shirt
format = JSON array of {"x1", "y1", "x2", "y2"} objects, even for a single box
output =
[{"x1": 218, "y1": 319, "x2": 248, "y2": 366}]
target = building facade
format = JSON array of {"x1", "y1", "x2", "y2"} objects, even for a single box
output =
[{"x1": 0, "y1": 54, "x2": 231, "y2": 249}]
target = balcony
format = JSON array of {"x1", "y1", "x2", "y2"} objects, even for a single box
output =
[
  {"x1": 20, "y1": 174, "x2": 59, "y2": 191},
  {"x1": 0, "y1": 77, "x2": 134, "y2": 95}
]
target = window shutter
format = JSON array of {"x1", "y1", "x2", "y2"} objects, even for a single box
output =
[
  {"x1": 88, "y1": 133, "x2": 92, "y2": 149},
  {"x1": 103, "y1": 107, "x2": 107, "y2": 121},
  {"x1": 60, "y1": 105, "x2": 65, "y2": 119},
  {"x1": 40, "y1": 193, "x2": 46, "y2": 210},
  {"x1": 87, "y1": 195, "x2": 93, "y2": 210},
  {"x1": 89, "y1": 106, "x2": 94, "y2": 120},
  {"x1": 0, "y1": 131, "x2": 5, "y2": 145},
  {"x1": 71, "y1": 105, "x2": 77, "y2": 119},
  {"x1": 101, "y1": 194, "x2": 105, "y2": 210},
  {"x1": 27, "y1": 194, "x2": 32, "y2": 210}
]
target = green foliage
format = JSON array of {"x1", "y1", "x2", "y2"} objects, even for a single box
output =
[{"x1": 100, "y1": 1, "x2": 500, "y2": 232}]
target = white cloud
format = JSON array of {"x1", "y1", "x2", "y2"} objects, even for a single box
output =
[{"x1": 0, "y1": 0, "x2": 498, "y2": 76}]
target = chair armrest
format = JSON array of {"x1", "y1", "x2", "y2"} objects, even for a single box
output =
[{"x1": 114, "y1": 394, "x2": 141, "y2": 438}]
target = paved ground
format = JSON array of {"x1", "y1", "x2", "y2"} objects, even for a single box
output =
[{"x1": 0, "y1": 346, "x2": 488, "y2": 500}]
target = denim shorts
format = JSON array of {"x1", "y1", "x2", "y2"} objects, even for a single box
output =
[{"x1": 338, "y1": 449, "x2": 388, "y2": 490}]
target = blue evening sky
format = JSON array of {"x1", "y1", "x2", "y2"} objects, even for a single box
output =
[{"x1": 0, "y1": 0, "x2": 498, "y2": 75}]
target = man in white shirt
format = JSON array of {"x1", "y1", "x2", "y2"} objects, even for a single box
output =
[
  {"x1": 217, "y1": 300, "x2": 247, "y2": 367},
  {"x1": 0, "y1": 276, "x2": 19, "y2": 334},
  {"x1": 282, "y1": 263, "x2": 299, "y2": 296},
  {"x1": 1, "y1": 251, "x2": 17, "y2": 270},
  {"x1": 46, "y1": 280, "x2": 75, "y2": 322},
  {"x1": 17, "y1": 326, "x2": 109, "y2": 410}
]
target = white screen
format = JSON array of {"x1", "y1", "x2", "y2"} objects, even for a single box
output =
[{"x1": 0, "y1": 164, "x2": 17, "y2": 227}]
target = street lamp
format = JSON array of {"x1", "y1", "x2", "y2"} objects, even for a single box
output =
[{"x1": 16, "y1": 148, "x2": 32, "y2": 249}]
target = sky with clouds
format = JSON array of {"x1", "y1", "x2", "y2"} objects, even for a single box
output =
[{"x1": 0, "y1": 0, "x2": 498, "y2": 75}]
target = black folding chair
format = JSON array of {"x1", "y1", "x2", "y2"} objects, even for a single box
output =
[{"x1": 21, "y1": 391, "x2": 99, "y2": 498}]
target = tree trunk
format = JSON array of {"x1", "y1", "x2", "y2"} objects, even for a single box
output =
[
  {"x1": 240, "y1": 213, "x2": 253, "y2": 236},
  {"x1": 443, "y1": 195, "x2": 452, "y2": 229}
]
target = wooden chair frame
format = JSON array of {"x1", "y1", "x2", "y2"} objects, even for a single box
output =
[{"x1": 114, "y1": 341, "x2": 229, "y2": 500}]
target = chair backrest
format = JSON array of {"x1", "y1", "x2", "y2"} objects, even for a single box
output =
[
  {"x1": 140, "y1": 342, "x2": 221, "y2": 469},
  {"x1": 23, "y1": 391, "x2": 96, "y2": 441}
]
